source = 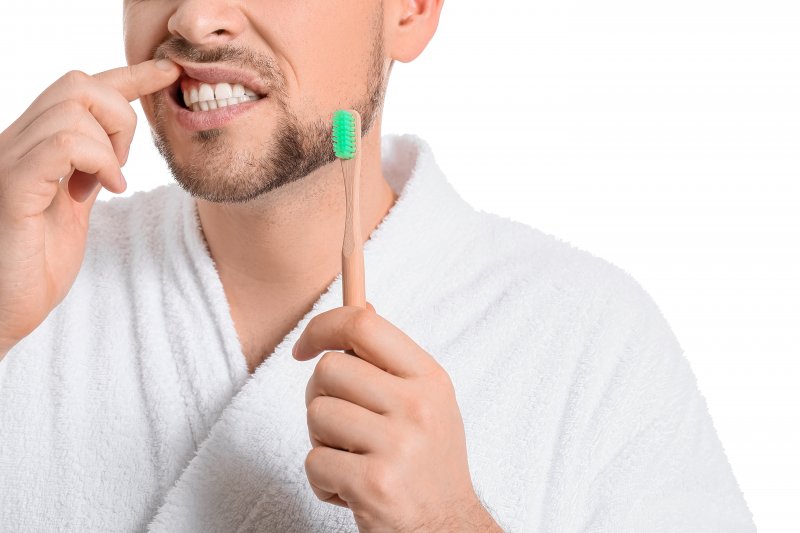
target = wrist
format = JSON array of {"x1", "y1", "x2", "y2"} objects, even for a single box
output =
[
  {"x1": 420, "y1": 495, "x2": 503, "y2": 533},
  {"x1": 464, "y1": 498, "x2": 503, "y2": 532}
]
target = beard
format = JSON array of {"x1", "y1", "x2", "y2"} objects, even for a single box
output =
[{"x1": 148, "y1": 17, "x2": 388, "y2": 204}]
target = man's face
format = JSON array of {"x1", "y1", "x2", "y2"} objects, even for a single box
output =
[{"x1": 123, "y1": 1, "x2": 388, "y2": 203}]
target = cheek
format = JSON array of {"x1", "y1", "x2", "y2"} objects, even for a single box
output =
[
  {"x1": 122, "y1": 4, "x2": 172, "y2": 65},
  {"x1": 294, "y1": 16, "x2": 376, "y2": 104}
]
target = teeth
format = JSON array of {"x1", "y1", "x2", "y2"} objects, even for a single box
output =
[
  {"x1": 214, "y1": 83, "x2": 233, "y2": 100},
  {"x1": 184, "y1": 81, "x2": 263, "y2": 111},
  {"x1": 197, "y1": 84, "x2": 215, "y2": 104}
]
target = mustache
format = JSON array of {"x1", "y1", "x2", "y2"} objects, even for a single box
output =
[{"x1": 153, "y1": 36, "x2": 286, "y2": 94}]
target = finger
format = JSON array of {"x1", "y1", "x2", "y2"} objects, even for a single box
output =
[
  {"x1": 307, "y1": 395, "x2": 390, "y2": 454},
  {"x1": 67, "y1": 170, "x2": 108, "y2": 205},
  {"x1": 304, "y1": 446, "x2": 365, "y2": 507},
  {"x1": 294, "y1": 306, "x2": 439, "y2": 379},
  {"x1": 305, "y1": 351, "x2": 404, "y2": 415},
  {"x1": 10, "y1": 132, "x2": 124, "y2": 209},
  {"x1": 94, "y1": 58, "x2": 181, "y2": 102},
  {"x1": 9, "y1": 60, "x2": 178, "y2": 162},
  {"x1": 13, "y1": 102, "x2": 116, "y2": 164},
  {"x1": 11, "y1": 74, "x2": 138, "y2": 165},
  {"x1": 48, "y1": 172, "x2": 103, "y2": 223}
]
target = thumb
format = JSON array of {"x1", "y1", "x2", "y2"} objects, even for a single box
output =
[{"x1": 93, "y1": 58, "x2": 181, "y2": 102}]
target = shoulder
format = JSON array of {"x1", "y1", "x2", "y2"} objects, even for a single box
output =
[{"x1": 464, "y1": 209, "x2": 668, "y2": 332}]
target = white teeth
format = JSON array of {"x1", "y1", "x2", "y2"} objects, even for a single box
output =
[
  {"x1": 214, "y1": 83, "x2": 233, "y2": 100},
  {"x1": 186, "y1": 82, "x2": 264, "y2": 111},
  {"x1": 198, "y1": 84, "x2": 215, "y2": 103}
]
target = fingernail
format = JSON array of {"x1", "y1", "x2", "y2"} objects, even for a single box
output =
[
  {"x1": 292, "y1": 341, "x2": 299, "y2": 358},
  {"x1": 155, "y1": 58, "x2": 175, "y2": 71},
  {"x1": 118, "y1": 172, "x2": 128, "y2": 192}
]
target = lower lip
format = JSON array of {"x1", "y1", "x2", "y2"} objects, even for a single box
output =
[{"x1": 164, "y1": 87, "x2": 268, "y2": 132}]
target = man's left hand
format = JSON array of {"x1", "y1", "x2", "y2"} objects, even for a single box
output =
[{"x1": 292, "y1": 303, "x2": 500, "y2": 532}]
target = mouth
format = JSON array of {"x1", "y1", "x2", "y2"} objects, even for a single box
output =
[
  {"x1": 165, "y1": 60, "x2": 270, "y2": 111},
  {"x1": 170, "y1": 76, "x2": 267, "y2": 112},
  {"x1": 161, "y1": 60, "x2": 272, "y2": 132}
]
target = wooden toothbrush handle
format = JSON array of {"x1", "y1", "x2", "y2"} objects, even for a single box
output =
[{"x1": 341, "y1": 111, "x2": 365, "y2": 308}]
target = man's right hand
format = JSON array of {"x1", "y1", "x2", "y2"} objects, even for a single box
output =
[{"x1": 0, "y1": 58, "x2": 181, "y2": 359}]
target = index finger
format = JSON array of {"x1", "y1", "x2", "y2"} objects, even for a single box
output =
[
  {"x1": 93, "y1": 58, "x2": 181, "y2": 102},
  {"x1": 293, "y1": 305, "x2": 440, "y2": 379}
]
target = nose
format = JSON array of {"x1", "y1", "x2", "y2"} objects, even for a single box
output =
[{"x1": 167, "y1": 0, "x2": 247, "y2": 48}]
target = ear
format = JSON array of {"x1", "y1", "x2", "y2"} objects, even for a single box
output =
[{"x1": 384, "y1": 0, "x2": 445, "y2": 63}]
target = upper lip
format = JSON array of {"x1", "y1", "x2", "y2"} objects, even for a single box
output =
[{"x1": 168, "y1": 57, "x2": 270, "y2": 96}]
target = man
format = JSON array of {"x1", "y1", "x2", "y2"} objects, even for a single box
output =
[{"x1": 0, "y1": 0, "x2": 755, "y2": 531}]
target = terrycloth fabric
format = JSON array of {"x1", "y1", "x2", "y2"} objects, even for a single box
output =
[{"x1": 0, "y1": 134, "x2": 754, "y2": 532}]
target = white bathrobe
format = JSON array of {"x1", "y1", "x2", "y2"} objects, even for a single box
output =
[{"x1": 0, "y1": 134, "x2": 754, "y2": 532}]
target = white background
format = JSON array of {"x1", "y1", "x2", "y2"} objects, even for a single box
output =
[{"x1": 2, "y1": 1, "x2": 798, "y2": 530}]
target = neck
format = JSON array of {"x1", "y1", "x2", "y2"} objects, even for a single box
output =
[{"x1": 195, "y1": 121, "x2": 397, "y2": 359}]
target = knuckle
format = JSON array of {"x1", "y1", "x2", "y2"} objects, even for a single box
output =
[
  {"x1": 389, "y1": 426, "x2": 415, "y2": 459},
  {"x1": 406, "y1": 395, "x2": 436, "y2": 427},
  {"x1": 125, "y1": 106, "x2": 138, "y2": 129},
  {"x1": 307, "y1": 395, "x2": 325, "y2": 421},
  {"x1": 123, "y1": 65, "x2": 138, "y2": 89},
  {"x1": 431, "y1": 365, "x2": 453, "y2": 389},
  {"x1": 59, "y1": 99, "x2": 86, "y2": 119},
  {"x1": 364, "y1": 461, "x2": 394, "y2": 501},
  {"x1": 62, "y1": 69, "x2": 90, "y2": 89},
  {"x1": 315, "y1": 351, "x2": 341, "y2": 376},
  {"x1": 304, "y1": 446, "x2": 321, "y2": 473},
  {"x1": 51, "y1": 131, "x2": 77, "y2": 150},
  {"x1": 347, "y1": 309, "x2": 377, "y2": 338}
]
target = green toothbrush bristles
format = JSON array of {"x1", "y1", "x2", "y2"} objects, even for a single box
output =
[{"x1": 332, "y1": 110, "x2": 357, "y2": 160}]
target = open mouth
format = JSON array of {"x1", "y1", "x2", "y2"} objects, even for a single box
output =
[{"x1": 170, "y1": 73, "x2": 268, "y2": 112}]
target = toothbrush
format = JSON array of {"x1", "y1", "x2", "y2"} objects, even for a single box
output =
[{"x1": 332, "y1": 109, "x2": 366, "y2": 309}]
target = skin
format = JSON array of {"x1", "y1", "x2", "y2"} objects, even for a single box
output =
[
  {"x1": 122, "y1": 1, "x2": 501, "y2": 527},
  {"x1": 295, "y1": 302, "x2": 503, "y2": 531},
  {"x1": 124, "y1": 0, "x2": 403, "y2": 372},
  {"x1": 0, "y1": 0, "x2": 502, "y2": 529},
  {"x1": 0, "y1": 60, "x2": 181, "y2": 358}
]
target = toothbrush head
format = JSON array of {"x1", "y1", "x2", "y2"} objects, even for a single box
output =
[{"x1": 332, "y1": 109, "x2": 357, "y2": 160}]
